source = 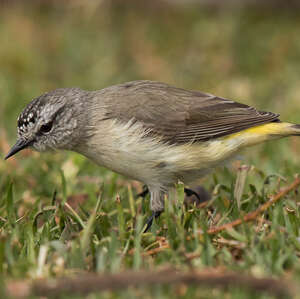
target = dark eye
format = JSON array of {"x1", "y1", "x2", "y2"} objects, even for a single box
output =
[{"x1": 40, "y1": 122, "x2": 53, "y2": 133}]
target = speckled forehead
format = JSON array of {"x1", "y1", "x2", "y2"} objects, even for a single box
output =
[
  {"x1": 17, "y1": 96, "x2": 61, "y2": 135},
  {"x1": 17, "y1": 100, "x2": 42, "y2": 134}
]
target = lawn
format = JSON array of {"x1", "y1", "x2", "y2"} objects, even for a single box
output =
[{"x1": 0, "y1": 2, "x2": 300, "y2": 298}]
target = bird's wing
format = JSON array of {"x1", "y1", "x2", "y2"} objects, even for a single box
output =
[{"x1": 102, "y1": 80, "x2": 280, "y2": 144}]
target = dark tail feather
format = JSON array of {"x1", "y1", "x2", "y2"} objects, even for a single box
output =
[{"x1": 291, "y1": 124, "x2": 300, "y2": 136}]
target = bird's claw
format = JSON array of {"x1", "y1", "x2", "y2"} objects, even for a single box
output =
[{"x1": 144, "y1": 210, "x2": 162, "y2": 232}]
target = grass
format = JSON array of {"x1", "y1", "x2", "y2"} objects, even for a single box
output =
[{"x1": 0, "y1": 2, "x2": 300, "y2": 298}]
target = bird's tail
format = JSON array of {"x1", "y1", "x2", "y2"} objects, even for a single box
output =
[
  {"x1": 290, "y1": 124, "x2": 300, "y2": 136},
  {"x1": 226, "y1": 122, "x2": 300, "y2": 148},
  {"x1": 254, "y1": 122, "x2": 300, "y2": 137}
]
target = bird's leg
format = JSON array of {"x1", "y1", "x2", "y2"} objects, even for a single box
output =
[
  {"x1": 184, "y1": 187, "x2": 201, "y2": 201},
  {"x1": 138, "y1": 186, "x2": 201, "y2": 200},
  {"x1": 142, "y1": 187, "x2": 210, "y2": 231},
  {"x1": 136, "y1": 185, "x2": 149, "y2": 199},
  {"x1": 143, "y1": 188, "x2": 165, "y2": 232},
  {"x1": 144, "y1": 210, "x2": 162, "y2": 232}
]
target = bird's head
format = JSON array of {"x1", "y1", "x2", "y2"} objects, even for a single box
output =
[{"x1": 5, "y1": 87, "x2": 88, "y2": 160}]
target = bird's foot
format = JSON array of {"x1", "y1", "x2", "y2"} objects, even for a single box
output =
[
  {"x1": 144, "y1": 210, "x2": 162, "y2": 232},
  {"x1": 136, "y1": 185, "x2": 149, "y2": 199},
  {"x1": 184, "y1": 187, "x2": 201, "y2": 201},
  {"x1": 138, "y1": 186, "x2": 206, "y2": 202}
]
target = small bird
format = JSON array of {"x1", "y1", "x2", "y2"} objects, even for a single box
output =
[{"x1": 5, "y1": 80, "x2": 300, "y2": 229}]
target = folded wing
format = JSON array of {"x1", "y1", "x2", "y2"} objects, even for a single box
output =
[{"x1": 103, "y1": 80, "x2": 280, "y2": 144}]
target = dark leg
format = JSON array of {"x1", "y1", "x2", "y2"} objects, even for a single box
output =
[
  {"x1": 184, "y1": 187, "x2": 201, "y2": 201},
  {"x1": 136, "y1": 185, "x2": 149, "y2": 199},
  {"x1": 138, "y1": 186, "x2": 205, "y2": 202},
  {"x1": 184, "y1": 186, "x2": 211, "y2": 206},
  {"x1": 144, "y1": 211, "x2": 162, "y2": 233}
]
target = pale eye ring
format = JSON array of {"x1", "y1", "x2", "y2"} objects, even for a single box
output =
[{"x1": 40, "y1": 121, "x2": 53, "y2": 133}]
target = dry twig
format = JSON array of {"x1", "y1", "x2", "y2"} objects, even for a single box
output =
[
  {"x1": 206, "y1": 176, "x2": 300, "y2": 234},
  {"x1": 143, "y1": 243, "x2": 170, "y2": 256}
]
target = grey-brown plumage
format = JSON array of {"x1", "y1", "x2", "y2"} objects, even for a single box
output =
[
  {"x1": 5, "y1": 80, "x2": 300, "y2": 219},
  {"x1": 100, "y1": 81, "x2": 279, "y2": 144}
]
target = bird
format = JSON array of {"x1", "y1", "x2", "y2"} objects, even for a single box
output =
[{"x1": 5, "y1": 80, "x2": 300, "y2": 230}]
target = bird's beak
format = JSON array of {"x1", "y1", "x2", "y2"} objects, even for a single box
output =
[{"x1": 4, "y1": 138, "x2": 33, "y2": 160}]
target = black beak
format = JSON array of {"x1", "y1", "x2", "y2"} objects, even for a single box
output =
[{"x1": 4, "y1": 139, "x2": 33, "y2": 160}]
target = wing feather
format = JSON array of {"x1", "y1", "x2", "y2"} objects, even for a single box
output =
[{"x1": 101, "y1": 80, "x2": 280, "y2": 144}]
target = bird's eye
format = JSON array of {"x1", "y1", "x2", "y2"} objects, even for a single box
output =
[{"x1": 40, "y1": 122, "x2": 53, "y2": 133}]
